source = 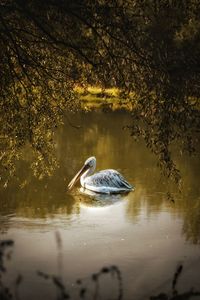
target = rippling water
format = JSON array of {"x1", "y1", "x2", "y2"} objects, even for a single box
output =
[{"x1": 0, "y1": 111, "x2": 200, "y2": 300}]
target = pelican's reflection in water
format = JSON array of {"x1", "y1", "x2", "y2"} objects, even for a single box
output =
[{"x1": 78, "y1": 187, "x2": 130, "y2": 208}]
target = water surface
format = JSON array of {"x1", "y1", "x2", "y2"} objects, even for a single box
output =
[{"x1": 1, "y1": 112, "x2": 200, "y2": 300}]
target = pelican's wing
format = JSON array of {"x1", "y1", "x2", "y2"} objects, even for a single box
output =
[{"x1": 86, "y1": 169, "x2": 133, "y2": 189}]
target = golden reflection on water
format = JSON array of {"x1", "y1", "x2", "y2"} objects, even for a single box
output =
[{"x1": 0, "y1": 112, "x2": 200, "y2": 243}]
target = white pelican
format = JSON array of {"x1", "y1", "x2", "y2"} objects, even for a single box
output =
[{"x1": 68, "y1": 156, "x2": 133, "y2": 194}]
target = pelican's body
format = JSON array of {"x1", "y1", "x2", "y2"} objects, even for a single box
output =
[{"x1": 68, "y1": 157, "x2": 133, "y2": 194}]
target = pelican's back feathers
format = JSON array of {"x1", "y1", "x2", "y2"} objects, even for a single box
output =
[{"x1": 83, "y1": 169, "x2": 133, "y2": 193}]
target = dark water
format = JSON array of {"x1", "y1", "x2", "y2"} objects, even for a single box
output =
[{"x1": 0, "y1": 111, "x2": 200, "y2": 300}]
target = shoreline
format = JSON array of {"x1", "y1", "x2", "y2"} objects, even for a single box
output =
[{"x1": 75, "y1": 86, "x2": 135, "y2": 111}]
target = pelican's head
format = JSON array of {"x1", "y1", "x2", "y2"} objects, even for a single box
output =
[
  {"x1": 84, "y1": 156, "x2": 96, "y2": 168},
  {"x1": 68, "y1": 156, "x2": 96, "y2": 191}
]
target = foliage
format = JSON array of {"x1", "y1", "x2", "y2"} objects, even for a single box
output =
[
  {"x1": 0, "y1": 240, "x2": 14, "y2": 300},
  {"x1": 0, "y1": 0, "x2": 82, "y2": 184},
  {"x1": 0, "y1": 0, "x2": 200, "y2": 183},
  {"x1": 121, "y1": 0, "x2": 200, "y2": 184}
]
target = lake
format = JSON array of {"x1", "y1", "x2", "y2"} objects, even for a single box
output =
[{"x1": 0, "y1": 111, "x2": 200, "y2": 300}]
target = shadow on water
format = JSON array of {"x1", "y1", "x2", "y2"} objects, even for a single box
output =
[{"x1": 79, "y1": 187, "x2": 130, "y2": 207}]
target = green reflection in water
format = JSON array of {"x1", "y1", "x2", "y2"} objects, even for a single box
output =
[{"x1": 0, "y1": 112, "x2": 200, "y2": 243}]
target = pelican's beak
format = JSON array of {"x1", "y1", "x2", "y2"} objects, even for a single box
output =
[{"x1": 68, "y1": 164, "x2": 89, "y2": 190}]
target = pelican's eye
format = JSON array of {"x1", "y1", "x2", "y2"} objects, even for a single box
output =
[{"x1": 84, "y1": 162, "x2": 90, "y2": 168}]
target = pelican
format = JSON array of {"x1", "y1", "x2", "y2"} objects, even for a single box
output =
[{"x1": 68, "y1": 156, "x2": 133, "y2": 194}]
